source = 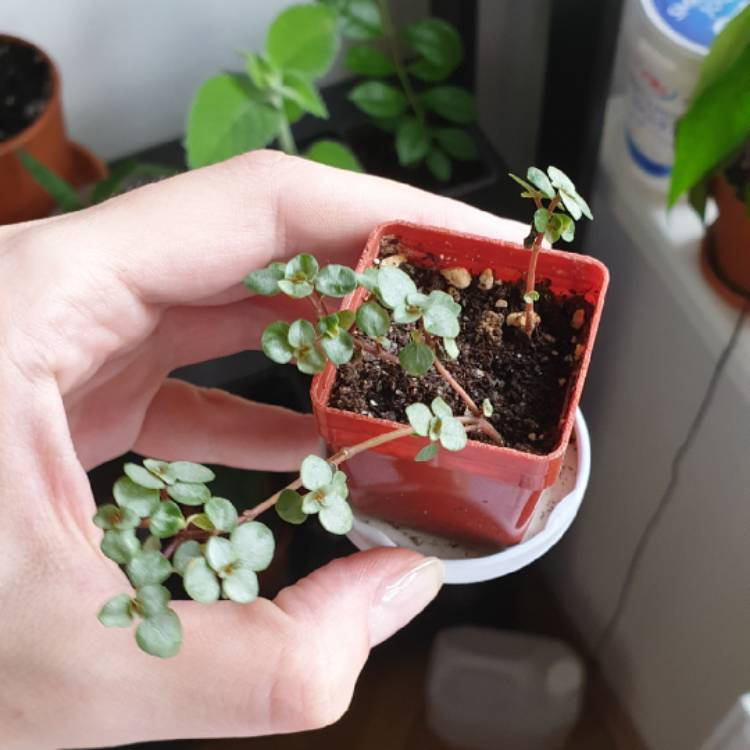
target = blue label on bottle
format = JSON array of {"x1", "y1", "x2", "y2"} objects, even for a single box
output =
[{"x1": 647, "y1": 0, "x2": 748, "y2": 49}]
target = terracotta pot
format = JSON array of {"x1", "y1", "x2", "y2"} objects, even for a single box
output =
[
  {"x1": 703, "y1": 175, "x2": 750, "y2": 302},
  {"x1": 0, "y1": 35, "x2": 106, "y2": 225},
  {"x1": 311, "y1": 222, "x2": 609, "y2": 548}
]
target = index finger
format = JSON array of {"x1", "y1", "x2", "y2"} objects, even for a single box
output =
[{"x1": 42, "y1": 150, "x2": 528, "y2": 304}]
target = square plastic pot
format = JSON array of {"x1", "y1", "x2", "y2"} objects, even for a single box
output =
[{"x1": 311, "y1": 222, "x2": 609, "y2": 547}]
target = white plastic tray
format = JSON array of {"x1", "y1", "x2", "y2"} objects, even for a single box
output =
[{"x1": 347, "y1": 409, "x2": 590, "y2": 584}]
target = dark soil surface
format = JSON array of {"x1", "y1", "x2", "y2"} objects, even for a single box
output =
[
  {"x1": 347, "y1": 122, "x2": 491, "y2": 194},
  {"x1": 0, "y1": 38, "x2": 51, "y2": 142},
  {"x1": 330, "y1": 237, "x2": 593, "y2": 454}
]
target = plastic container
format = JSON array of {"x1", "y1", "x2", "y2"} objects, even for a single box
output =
[
  {"x1": 0, "y1": 35, "x2": 107, "y2": 225},
  {"x1": 624, "y1": 0, "x2": 748, "y2": 189},
  {"x1": 310, "y1": 222, "x2": 608, "y2": 547},
  {"x1": 347, "y1": 409, "x2": 590, "y2": 584},
  {"x1": 426, "y1": 627, "x2": 585, "y2": 750}
]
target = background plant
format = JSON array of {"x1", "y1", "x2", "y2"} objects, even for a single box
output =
[
  {"x1": 185, "y1": 2, "x2": 361, "y2": 172},
  {"x1": 322, "y1": 0, "x2": 478, "y2": 182},
  {"x1": 18, "y1": 150, "x2": 176, "y2": 213},
  {"x1": 668, "y1": 5, "x2": 750, "y2": 218},
  {"x1": 509, "y1": 165, "x2": 592, "y2": 334}
]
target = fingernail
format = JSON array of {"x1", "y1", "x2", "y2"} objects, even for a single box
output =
[{"x1": 368, "y1": 557, "x2": 443, "y2": 647}]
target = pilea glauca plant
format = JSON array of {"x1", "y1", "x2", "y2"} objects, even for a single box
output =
[
  {"x1": 94, "y1": 164, "x2": 591, "y2": 659},
  {"x1": 185, "y1": 3, "x2": 361, "y2": 172},
  {"x1": 509, "y1": 166, "x2": 593, "y2": 335},
  {"x1": 322, "y1": 0, "x2": 478, "y2": 181}
]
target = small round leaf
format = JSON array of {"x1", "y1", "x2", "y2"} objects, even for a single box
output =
[
  {"x1": 296, "y1": 346, "x2": 327, "y2": 375},
  {"x1": 438, "y1": 417, "x2": 467, "y2": 451},
  {"x1": 414, "y1": 443, "x2": 438, "y2": 462},
  {"x1": 431, "y1": 397, "x2": 452, "y2": 418},
  {"x1": 173, "y1": 539, "x2": 203, "y2": 576},
  {"x1": 377, "y1": 266, "x2": 417, "y2": 309},
  {"x1": 205, "y1": 497, "x2": 238, "y2": 533},
  {"x1": 527, "y1": 166, "x2": 555, "y2": 199},
  {"x1": 278, "y1": 279, "x2": 314, "y2": 298},
  {"x1": 262, "y1": 321, "x2": 294, "y2": 364},
  {"x1": 231, "y1": 521, "x2": 275, "y2": 571},
  {"x1": 321, "y1": 330, "x2": 354, "y2": 366},
  {"x1": 93, "y1": 504, "x2": 139, "y2": 531},
  {"x1": 244, "y1": 264, "x2": 286, "y2": 296},
  {"x1": 443, "y1": 337, "x2": 459, "y2": 360},
  {"x1": 126, "y1": 551, "x2": 172, "y2": 587},
  {"x1": 149, "y1": 500, "x2": 186, "y2": 539},
  {"x1": 316, "y1": 264, "x2": 357, "y2": 297},
  {"x1": 406, "y1": 403, "x2": 432, "y2": 436},
  {"x1": 300, "y1": 455, "x2": 333, "y2": 491},
  {"x1": 285, "y1": 253, "x2": 319, "y2": 282},
  {"x1": 288, "y1": 319, "x2": 316, "y2": 349},
  {"x1": 356, "y1": 300, "x2": 390, "y2": 338},
  {"x1": 319, "y1": 501, "x2": 354, "y2": 535},
  {"x1": 97, "y1": 594, "x2": 134, "y2": 628},
  {"x1": 124, "y1": 463, "x2": 165, "y2": 490},
  {"x1": 135, "y1": 609, "x2": 182, "y2": 658},
  {"x1": 423, "y1": 304, "x2": 459, "y2": 338},
  {"x1": 143, "y1": 459, "x2": 176, "y2": 485},
  {"x1": 183, "y1": 557, "x2": 221, "y2": 603},
  {"x1": 168, "y1": 461, "x2": 216, "y2": 483},
  {"x1": 135, "y1": 584, "x2": 171, "y2": 617},
  {"x1": 222, "y1": 567, "x2": 259, "y2": 604},
  {"x1": 100, "y1": 529, "x2": 141, "y2": 565},
  {"x1": 205, "y1": 537, "x2": 237, "y2": 574},
  {"x1": 187, "y1": 512, "x2": 215, "y2": 531},
  {"x1": 399, "y1": 341, "x2": 434, "y2": 376},
  {"x1": 276, "y1": 489, "x2": 307, "y2": 525},
  {"x1": 113, "y1": 476, "x2": 160, "y2": 518},
  {"x1": 167, "y1": 482, "x2": 210, "y2": 506}
]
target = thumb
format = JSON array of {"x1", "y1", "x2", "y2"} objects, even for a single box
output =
[{"x1": 137, "y1": 548, "x2": 443, "y2": 743}]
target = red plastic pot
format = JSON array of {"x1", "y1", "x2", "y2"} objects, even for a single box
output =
[{"x1": 311, "y1": 222, "x2": 609, "y2": 547}]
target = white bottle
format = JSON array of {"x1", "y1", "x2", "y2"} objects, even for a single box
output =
[
  {"x1": 426, "y1": 627, "x2": 585, "y2": 750},
  {"x1": 624, "y1": 0, "x2": 749, "y2": 191}
]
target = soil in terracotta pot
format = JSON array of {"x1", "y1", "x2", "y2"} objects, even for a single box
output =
[
  {"x1": 330, "y1": 237, "x2": 593, "y2": 454},
  {"x1": 347, "y1": 122, "x2": 491, "y2": 193},
  {"x1": 0, "y1": 38, "x2": 52, "y2": 142}
]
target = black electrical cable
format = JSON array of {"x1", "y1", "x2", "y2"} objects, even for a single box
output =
[{"x1": 593, "y1": 302, "x2": 749, "y2": 658}]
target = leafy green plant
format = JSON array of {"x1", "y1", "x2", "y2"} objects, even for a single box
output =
[
  {"x1": 323, "y1": 0, "x2": 478, "y2": 182},
  {"x1": 185, "y1": 2, "x2": 361, "y2": 172},
  {"x1": 509, "y1": 166, "x2": 592, "y2": 335},
  {"x1": 18, "y1": 150, "x2": 176, "y2": 213},
  {"x1": 669, "y1": 5, "x2": 750, "y2": 217}
]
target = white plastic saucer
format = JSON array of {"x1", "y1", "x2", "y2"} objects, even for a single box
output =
[{"x1": 347, "y1": 409, "x2": 590, "y2": 584}]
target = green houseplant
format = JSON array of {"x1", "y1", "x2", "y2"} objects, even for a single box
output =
[
  {"x1": 185, "y1": 2, "x2": 361, "y2": 172},
  {"x1": 91, "y1": 167, "x2": 606, "y2": 658},
  {"x1": 669, "y1": 5, "x2": 750, "y2": 298}
]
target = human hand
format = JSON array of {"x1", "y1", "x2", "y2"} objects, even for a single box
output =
[{"x1": 0, "y1": 151, "x2": 527, "y2": 748}]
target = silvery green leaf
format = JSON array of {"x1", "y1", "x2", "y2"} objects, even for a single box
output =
[
  {"x1": 173, "y1": 539, "x2": 202, "y2": 576},
  {"x1": 328, "y1": 471, "x2": 348, "y2": 502},
  {"x1": 377, "y1": 266, "x2": 417, "y2": 309},
  {"x1": 315, "y1": 264, "x2": 357, "y2": 297},
  {"x1": 406, "y1": 402, "x2": 431, "y2": 436},
  {"x1": 276, "y1": 489, "x2": 307, "y2": 525},
  {"x1": 168, "y1": 461, "x2": 215, "y2": 483},
  {"x1": 392, "y1": 299, "x2": 424, "y2": 324},
  {"x1": 399, "y1": 341, "x2": 434, "y2": 376},
  {"x1": 431, "y1": 397, "x2": 452, "y2": 418},
  {"x1": 533, "y1": 207, "x2": 550, "y2": 233},
  {"x1": 356, "y1": 267, "x2": 379, "y2": 291},
  {"x1": 244, "y1": 263, "x2": 286, "y2": 295},
  {"x1": 148, "y1": 500, "x2": 186, "y2": 538},
  {"x1": 143, "y1": 459, "x2": 177, "y2": 485},
  {"x1": 93, "y1": 504, "x2": 139, "y2": 531},
  {"x1": 321, "y1": 329, "x2": 354, "y2": 366},
  {"x1": 527, "y1": 166, "x2": 555, "y2": 198},
  {"x1": 205, "y1": 497, "x2": 238, "y2": 533},
  {"x1": 356, "y1": 300, "x2": 390, "y2": 337},
  {"x1": 100, "y1": 529, "x2": 141, "y2": 565},
  {"x1": 319, "y1": 500, "x2": 353, "y2": 534},
  {"x1": 135, "y1": 584, "x2": 171, "y2": 617},
  {"x1": 205, "y1": 536, "x2": 237, "y2": 574},
  {"x1": 509, "y1": 172, "x2": 536, "y2": 194},
  {"x1": 296, "y1": 346, "x2": 327, "y2": 374},
  {"x1": 557, "y1": 213, "x2": 575, "y2": 241},
  {"x1": 261, "y1": 321, "x2": 294, "y2": 363},
  {"x1": 438, "y1": 417, "x2": 467, "y2": 451},
  {"x1": 443, "y1": 337, "x2": 459, "y2": 360},
  {"x1": 301, "y1": 491, "x2": 321, "y2": 515},
  {"x1": 97, "y1": 594, "x2": 134, "y2": 628},
  {"x1": 231, "y1": 521, "x2": 275, "y2": 571},
  {"x1": 135, "y1": 609, "x2": 182, "y2": 658},
  {"x1": 187, "y1": 512, "x2": 214, "y2": 531},
  {"x1": 124, "y1": 462, "x2": 165, "y2": 490},
  {"x1": 559, "y1": 190, "x2": 582, "y2": 221},
  {"x1": 547, "y1": 165, "x2": 575, "y2": 193},
  {"x1": 428, "y1": 416, "x2": 442, "y2": 442},
  {"x1": 126, "y1": 551, "x2": 172, "y2": 587},
  {"x1": 300, "y1": 455, "x2": 333, "y2": 491},
  {"x1": 142, "y1": 535, "x2": 162, "y2": 553},
  {"x1": 337, "y1": 309, "x2": 356, "y2": 330},
  {"x1": 222, "y1": 567, "x2": 259, "y2": 604},
  {"x1": 183, "y1": 557, "x2": 220, "y2": 603},
  {"x1": 167, "y1": 481, "x2": 210, "y2": 506},
  {"x1": 414, "y1": 443, "x2": 438, "y2": 462},
  {"x1": 317, "y1": 313, "x2": 340, "y2": 338},
  {"x1": 288, "y1": 319, "x2": 316, "y2": 348},
  {"x1": 113, "y1": 476, "x2": 160, "y2": 518},
  {"x1": 278, "y1": 278, "x2": 314, "y2": 298},
  {"x1": 574, "y1": 192, "x2": 593, "y2": 220},
  {"x1": 285, "y1": 253, "x2": 319, "y2": 282},
  {"x1": 423, "y1": 303, "x2": 459, "y2": 338},
  {"x1": 426, "y1": 289, "x2": 461, "y2": 316}
]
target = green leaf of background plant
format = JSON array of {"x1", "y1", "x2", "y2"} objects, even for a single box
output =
[
  {"x1": 265, "y1": 3, "x2": 339, "y2": 77},
  {"x1": 356, "y1": 300, "x2": 390, "y2": 337},
  {"x1": 322, "y1": 0, "x2": 383, "y2": 39},
  {"x1": 349, "y1": 81, "x2": 407, "y2": 118},
  {"x1": 426, "y1": 148, "x2": 452, "y2": 181},
  {"x1": 231, "y1": 521, "x2": 276, "y2": 571},
  {"x1": 669, "y1": 44, "x2": 750, "y2": 207},
  {"x1": 135, "y1": 609, "x2": 182, "y2": 658},
  {"x1": 345, "y1": 44, "x2": 395, "y2": 75},
  {"x1": 304, "y1": 139, "x2": 364, "y2": 172},
  {"x1": 17, "y1": 150, "x2": 84, "y2": 212},
  {"x1": 419, "y1": 86, "x2": 475, "y2": 124},
  {"x1": 403, "y1": 18, "x2": 462, "y2": 80},
  {"x1": 261, "y1": 321, "x2": 294, "y2": 364},
  {"x1": 434, "y1": 128, "x2": 477, "y2": 161},
  {"x1": 399, "y1": 341, "x2": 434, "y2": 376},
  {"x1": 396, "y1": 117, "x2": 431, "y2": 166},
  {"x1": 97, "y1": 594, "x2": 134, "y2": 628},
  {"x1": 280, "y1": 70, "x2": 328, "y2": 118},
  {"x1": 184, "y1": 74, "x2": 281, "y2": 168},
  {"x1": 245, "y1": 52, "x2": 277, "y2": 90}
]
